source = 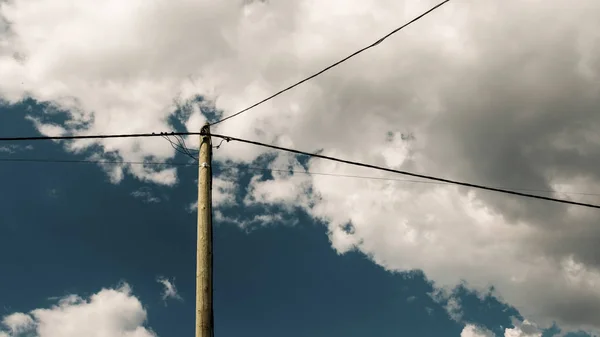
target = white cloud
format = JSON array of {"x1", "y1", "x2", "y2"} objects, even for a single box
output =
[
  {"x1": 157, "y1": 277, "x2": 183, "y2": 303},
  {"x1": 187, "y1": 165, "x2": 239, "y2": 211},
  {"x1": 213, "y1": 177, "x2": 237, "y2": 206},
  {"x1": 2, "y1": 313, "x2": 34, "y2": 334},
  {"x1": 2, "y1": 0, "x2": 600, "y2": 333},
  {"x1": 504, "y1": 320, "x2": 542, "y2": 337},
  {"x1": 214, "y1": 209, "x2": 297, "y2": 230},
  {"x1": 213, "y1": 165, "x2": 239, "y2": 207},
  {"x1": 244, "y1": 153, "x2": 312, "y2": 210},
  {"x1": 0, "y1": 283, "x2": 156, "y2": 337},
  {"x1": 0, "y1": 144, "x2": 33, "y2": 154},
  {"x1": 445, "y1": 296, "x2": 463, "y2": 322},
  {"x1": 429, "y1": 287, "x2": 469, "y2": 323},
  {"x1": 131, "y1": 187, "x2": 161, "y2": 203},
  {"x1": 461, "y1": 320, "x2": 543, "y2": 337},
  {"x1": 461, "y1": 325, "x2": 494, "y2": 337},
  {"x1": 187, "y1": 201, "x2": 198, "y2": 213}
]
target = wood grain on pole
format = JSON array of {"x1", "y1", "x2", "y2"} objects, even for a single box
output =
[{"x1": 196, "y1": 126, "x2": 213, "y2": 337}]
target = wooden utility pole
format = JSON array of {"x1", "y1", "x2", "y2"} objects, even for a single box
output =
[{"x1": 196, "y1": 123, "x2": 213, "y2": 337}]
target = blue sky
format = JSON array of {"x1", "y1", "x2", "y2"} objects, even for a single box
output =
[{"x1": 0, "y1": 102, "x2": 593, "y2": 337}]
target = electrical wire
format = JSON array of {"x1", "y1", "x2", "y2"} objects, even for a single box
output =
[
  {"x1": 207, "y1": 133, "x2": 600, "y2": 209},
  {"x1": 162, "y1": 134, "x2": 199, "y2": 161},
  {"x1": 172, "y1": 134, "x2": 198, "y2": 155},
  {"x1": 3, "y1": 155, "x2": 600, "y2": 200},
  {"x1": 213, "y1": 138, "x2": 230, "y2": 149},
  {"x1": 0, "y1": 156, "x2": 490, "y2": 186},
  {"x1": 163, "y1": 135, "x2": 195, "y2": 159},
  {"x1": 0, "y1": 157, "x2": 197, "y2": 166},
  {"x1": 177, "y1": 135, "x2": 199, "y2": 154},
  {"x1": 208, "y1": 0, "x2": 451, "y2": 126},
  {"x1": 0, "y1": 158, "x2": 600, "y2": 196},
  {"x1": 0, "y1": 131, "x2": 201, "y2": 142},
  {"x1": 2, "y1": 130, "x2": 600, "y2": 208},
  {"x1": 233, "y1": 165, "x2": 600, "y2": 197}
]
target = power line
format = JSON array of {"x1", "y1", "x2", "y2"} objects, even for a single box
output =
[
  {"x1": 0, "y1": 131, "x2": 201, "y2": 142},
  {"x1": 162, "y1": 134, "x2": 199, "y2": 161},
  {"x1": 4, "y1": 156, "x2": 598, "y2": 198},
  {"x1": 2, "y1": 130, "x2": 600, "y2": 208},
  {"x1": 207, "y1": 133, "x2": 600, "y2": 209},
  {"x1": 0, "y1": 157, "x2": 197, "y2": 166},
  {"x1": 235, "y1": 165, "x2": 600, "y2": 198},
  {"x1": 209, "y1": 0, "x2": 451, "y2": 126}
]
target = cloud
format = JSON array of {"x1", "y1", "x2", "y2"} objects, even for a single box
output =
[
  {"x1": 461, "y1": 325, "x2": 494, "y2": 337},
  {"x1": 430, "y1": 288, "x2": 465, "y2": 322},
  {"x1": 0, "y1": 283, "x2": 156, "y2": 337},
  {"x1": 187, "y1": 165, "x2": 239, "y2": 211},
  {"x1": 445, "y1": 296, "x2": 463, "y2": 322},
  {"x1": 157, "y1": 277, "x2": 182, "y2": 303},
  {"x1": 131, "y1": 187, "x2": 161, "y2": 204},
  {"x1": 213, "y1": 178, "x2": 236, "y2": 206},
  {"x1": 461, "y1": 320, "x2": 542, "y2": 337},
  {"x1": 2, "y1": 0, "x2": 600, "y2": 333},
  {"x1": 504, "y1": 320, "x2": 542, "y2": 337},
  {"x1": 0, "y1": 145, "x2": 33, "y2": 154},
  {"x1": 213, "y1": 165, "x2": 239, "y2": 207},
  {"x1": 460, "y1": 319, "x2": 542, "y2": 337},
  {"x1": 214, "y1": 209, "x2": 298, "y2": 231},
  {"x1": 1, "y1": 313, "x2": 34, "y2": 334}
]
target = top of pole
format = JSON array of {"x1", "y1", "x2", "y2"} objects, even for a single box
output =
[{"x1": 201, "y1": 122, "x2": 210, "y2": 136}]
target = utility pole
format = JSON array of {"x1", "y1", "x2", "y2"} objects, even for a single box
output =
[{"x1": 196, "y1": 123, "x2": 213, "y2": 337}]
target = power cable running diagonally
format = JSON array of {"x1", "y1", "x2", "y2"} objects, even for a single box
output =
[
  {"x1": 206, "y1": 133, "x2": 600, "y2": 210},
  {"x1": 2, "y1": 157, "x2": 600, "y2": 198},
  {"x1": 208, "y1": 0, "x2": 451, "y2": 126}
]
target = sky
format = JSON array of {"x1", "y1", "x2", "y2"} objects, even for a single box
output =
[{"x1": 1, "y1": 0, "x2": 600, "y2": 336}]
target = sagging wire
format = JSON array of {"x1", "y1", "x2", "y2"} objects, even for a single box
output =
[
  {"x1": 161, "y1": 133, "x2": 199, "y2": 161},
  {"x1": 213, "y1": 137, "x2": 231, "y2": 150}
]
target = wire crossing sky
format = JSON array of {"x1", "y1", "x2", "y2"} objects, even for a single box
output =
[
  {"x1": 1, "y1": 130, "x2": 599, "y2": 209},
  {"x1": 208, "y1": 0, "x2": 451, "y2": 126},
  {"x1": 2, "y1": 157, "x2": 600, "y2": 198}
]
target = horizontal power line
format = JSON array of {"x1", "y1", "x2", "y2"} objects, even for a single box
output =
[
  {"x1": 2, "y1": 130, "x2": 599, "y2": 209},
  {"x1": 0, "y1": 131, "x2": 201, "y2": 142},
  {"x1": 209, "y1": 0, "x2": 451, "y2": 126},
  {"x1": 0, "y1": 157, "x2": 196, "y2": 166}
]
